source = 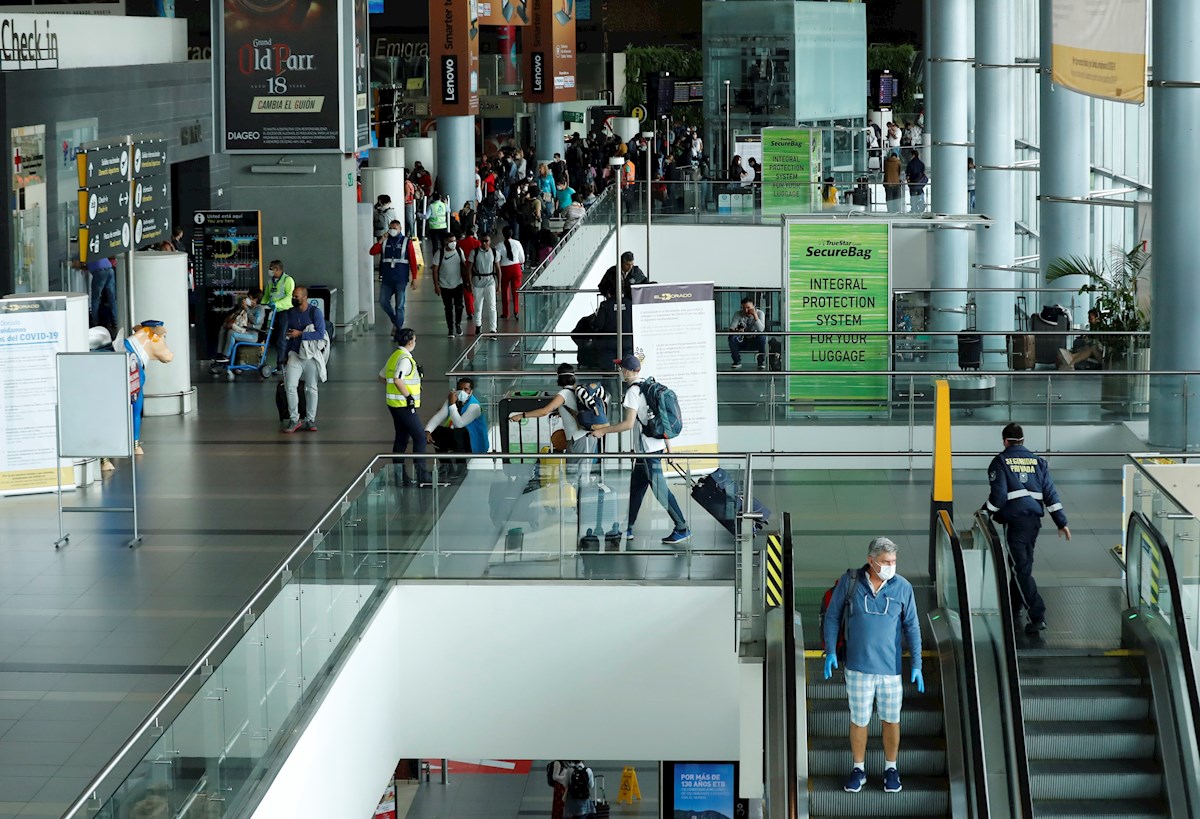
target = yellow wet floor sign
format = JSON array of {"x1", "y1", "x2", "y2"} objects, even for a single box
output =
[{"x1": 616, "y1": 766, "x2": 642, "y2": 804}]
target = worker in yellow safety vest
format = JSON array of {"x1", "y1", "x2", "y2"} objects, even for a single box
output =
[
  {"x1": 263, "y1": 259, "x2": 295, "y2": 374},
  {"x1": 382, "y1": 327, "x2": 430, "y2": 485}
]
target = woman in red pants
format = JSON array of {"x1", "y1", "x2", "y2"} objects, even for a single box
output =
[{"x1": 497, "y1": 225, "x2": 526, "y2": 320}]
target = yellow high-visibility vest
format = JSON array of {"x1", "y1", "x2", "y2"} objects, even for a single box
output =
[{"x1": 384, "y1": 347, "x2": 421, "y2": 408}]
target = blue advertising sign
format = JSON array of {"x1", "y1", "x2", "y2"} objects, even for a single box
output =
[{"x1": 672, "y1": 762, "x2": 736, "y2": 819}]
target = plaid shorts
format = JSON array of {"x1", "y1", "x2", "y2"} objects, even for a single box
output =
[{"x1": 844, "y1": 668, "x2": 903, "y2": 726}]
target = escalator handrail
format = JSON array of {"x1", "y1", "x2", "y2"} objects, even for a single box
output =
[
  {"x1": 973, "y1": 510, "x2": 1036, "y2": 818},
  {"x1": 936, "y1": 510, "x2": 991, "y2": 819},
  {"x1": 1127, "y1": 512, "x2": 1200, "y2": 755}
]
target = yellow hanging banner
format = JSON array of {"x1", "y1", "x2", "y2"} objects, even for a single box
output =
[{"x1": 616, "y1": 766, "x2": 642, "y2": 804}]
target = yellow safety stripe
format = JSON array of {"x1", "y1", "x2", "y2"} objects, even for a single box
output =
[{"x1": 765, "y1": 535, "x2": 784, "y2": 608}]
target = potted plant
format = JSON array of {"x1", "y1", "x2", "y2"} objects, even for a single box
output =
[{"x1": 1046, "y1": 243, "x2": 1150, "y2": 411}]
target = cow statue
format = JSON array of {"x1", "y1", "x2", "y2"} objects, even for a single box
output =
[{"x1": 124, "y1": 320, "x2": 174, "y2": 455}]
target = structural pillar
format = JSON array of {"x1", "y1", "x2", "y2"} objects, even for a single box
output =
[
  {"x1": 535, "y1": 102, "x2": 565, "y2": 167},
  {"x1": 435, "y1": 116, "x2": 476, "y2": 212},
  {"x1": 1149, "y1": 0, "x2": 1200, "y2": 448},
  {"x1": 974, "y1": 0, "x2": 1015, "y2": 366},
  {"x1": 928, "y1": 0, "x2": 972, "y2": 344},
  {"x1": 1038, "y1": 0, "x2": 1090, "y2": 297}
]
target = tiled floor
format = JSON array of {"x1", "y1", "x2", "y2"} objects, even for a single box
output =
[{"x1": 0, "y1": 265, "x2": 1133, "y2": 818}]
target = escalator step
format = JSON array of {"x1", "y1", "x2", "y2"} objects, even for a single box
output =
[
  {"x1": 808, "y1": 737, "x2": 946, "y2": 776},
  {"x1": 807, "y1": 700, "x2": 944, "y2": 738},
  {"x1": 809, "y1": 775, "x2": 949, "y2": 817},
  {"x1": 1029, "y1": 759, "x2": 1163, "y2": 801},
  {"x1": 1025, "y1": 720, "x2": 1157, "y2": 760},
  {"x1": 1018, "y1": 654, "x2": 1143, "y2": 686},
  {"x1": 1021, "y1": 684, "x2": 1150, "y2": 721},
  {"x1": 1031, "y1": 798, "x2": 1169, "y2": 818}
]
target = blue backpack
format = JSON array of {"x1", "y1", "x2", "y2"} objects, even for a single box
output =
[
  {"x1": 638, "y1": 378, "x2": 683, "y2": 439},
  {"x1": 572, "y1": 382, "x2": 608, "y2": 429}
]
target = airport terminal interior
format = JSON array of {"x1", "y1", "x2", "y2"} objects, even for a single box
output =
[{"x1": 0, "y1": 0, "x2": 1198, "y2": 818}]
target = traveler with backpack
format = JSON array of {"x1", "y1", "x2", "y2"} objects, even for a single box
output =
[
  {"x1": 466, "y1": 232, "x2": 501, "y2": 335},
  {"x1": 554, "y1": 760, "x2": 595, "y2": 818},
  {"x1": 822, "y1": 537, "x2": 923, "y2": 796},
  {"x1": 431, "y1": 233, "x2": 467, "y2": 337},
  {"x1": 591, "y1": 355, "x2": 691, "y2": 545},
  {"x1": 546, "y1": 760, "x2": 570, "y2": 819},
  {"x1": 496, "y1": 225, "x2": 526, "y2": 320}
]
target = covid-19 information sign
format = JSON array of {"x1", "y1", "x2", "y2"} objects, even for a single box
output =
[{"x1": 785, "y1": 221, "x2": 891, "y2": 413}]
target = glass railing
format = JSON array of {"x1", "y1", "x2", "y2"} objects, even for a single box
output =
[
  {"x1": 63, "y1": 451, "x2": 763, "y2": 819},
  {"x1": 1125, "y1": 456, "x2": 1200, "y2": 664}
]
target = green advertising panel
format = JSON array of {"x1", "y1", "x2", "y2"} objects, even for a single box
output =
[
  {"x1": 786, "y1": 221, "x2": 890, "y2": 411},
  {"x1": 762, "y1": 128, "x2": 820, "y2": 217}
]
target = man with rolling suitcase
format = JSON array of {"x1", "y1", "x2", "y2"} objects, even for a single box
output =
[{"x1": 590, "y1": 355, "x2": 691, "y2": 545}]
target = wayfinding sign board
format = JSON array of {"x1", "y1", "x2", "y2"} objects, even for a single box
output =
[{"x1": 77, "y1": 139, "x2": 169, "y2": 260}]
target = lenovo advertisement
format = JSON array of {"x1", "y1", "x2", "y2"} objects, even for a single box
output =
[
  {"x1": 221, "y1": 0, "x2": 367, "y2": 151},
  {"x1": 522, "y1": 0, "x2": 575, "y2": 103},
  {"x1": 429, "y1": 0, "x2": 480, "y2": 117}
]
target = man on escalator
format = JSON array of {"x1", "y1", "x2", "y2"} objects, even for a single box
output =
[
  {"x1": 823, "y1": 537, "x2": 924, "y2": 795},
  {"x1": 985, "y1": 422, "x2": 1071, "y2": 635}
]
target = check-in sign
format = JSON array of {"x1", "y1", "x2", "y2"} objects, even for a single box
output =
[{"x1": 78, "y1": 181, "x2": 130, "y2": 227}]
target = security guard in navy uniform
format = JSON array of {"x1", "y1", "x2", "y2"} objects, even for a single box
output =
[{"x1": 986, "y1": 422, "x2": 1071, "y2": 634}]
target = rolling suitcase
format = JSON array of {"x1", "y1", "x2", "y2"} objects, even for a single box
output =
[
  {"x1": 671, "y1": 464, "x2": 770, "y2": 536},
  {"x1": 275, "y1": 380, "x2": 307, "y2": 421},
  {"x1": 957, "y1": 334, "x2": 982, "y2": 370},
  {"x1": 1009, "y1": 334, "x2": 1036, "y2": 370}
]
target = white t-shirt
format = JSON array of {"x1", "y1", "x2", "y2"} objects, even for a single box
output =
[
  {"x1": 622, "y1": 382, "x2": 665, "y2": 453},
  {"x1": 498, "y1": 239, "x2": 526, "y2": 266},
  {"x1": 557, "y1": 388, "x2": 586, "y2": 441},
  {"x1": 433, "y1": 244, "x2": 466, "y2": 289}
]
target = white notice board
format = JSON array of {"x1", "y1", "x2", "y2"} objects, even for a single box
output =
[{"x1": 57, "y1": 352, "x2": 132, "y2": 458}]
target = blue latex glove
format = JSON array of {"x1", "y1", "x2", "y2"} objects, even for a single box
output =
[
  {"x1": 823, "y1": 653, "x2": 838, "y2": 679},
  {"x1": 911, "y1": 668, "x2": 925, "y2": 693}
]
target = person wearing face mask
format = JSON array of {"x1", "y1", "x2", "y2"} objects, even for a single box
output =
[
  {"x1": 381, "y1": 328, "x2": 430, "y2": 486},
  {"x1": 432, "y1": 233, "x2": 467, "y2": 337},
  {"x1": 371, "y1": 220, "x2": 420, "y2": 339},
  {"x1": 424, "y1": 377, "x2": 489, "y2": 479},
  {"x1": 215, "y1": 286, "x2": 264, "y2": 362},
  {"x1": 263, "y1": 260, "x2": 295, "y2": 376},
  {"x1": 822, "y1": 537, "x2": 923, "y2": 796},
  {"x1": 282, "y1": 286, "x2": 328, "y2": 434}
]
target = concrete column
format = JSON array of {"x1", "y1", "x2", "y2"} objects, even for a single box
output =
[
  {"x1": 1038, "y1": 0, "x2": 1090, "y2": 296},
  {"x1": 535, "y1": 102, "x2": 565, "y2": 166},
  {"x1": 975, "y1": 0, "x2": 1015, "y2": 364},
  {"x1": 1149, "y1": 0, "x2": 1200, "y2": 448},
  {"x1": 435, "y1": 115, "x2": 476, "y2": 211},
  {"x1": 928, "y1": 0, "x2": 971, "y2": 342}
]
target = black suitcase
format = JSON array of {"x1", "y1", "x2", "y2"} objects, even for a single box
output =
[
  {"x1": 673, "y1": 465, "x2": 770, "y2": 536},
  {"x1": 957, "y1": 334, "x2": 982, "y2": 370},
  {"x1": 275, "y1": 380, "x2": 307, "y2": 421}
]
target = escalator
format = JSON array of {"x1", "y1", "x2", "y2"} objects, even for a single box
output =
[{"x1": 973, "y1": 509, "x2": 1200, "y2": 818}]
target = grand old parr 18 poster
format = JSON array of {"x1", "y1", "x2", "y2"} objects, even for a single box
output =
[{"x1": 223, "y1": 0, "x2": 343, "y2": 151}]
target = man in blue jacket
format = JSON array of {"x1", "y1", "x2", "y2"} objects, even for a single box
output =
[
  {"x1": 986, "y1": 422, "x2": 1070, "y2": 635},
  {"x1": 823, "y1": 537, "x2": 923, "y2": 795}
]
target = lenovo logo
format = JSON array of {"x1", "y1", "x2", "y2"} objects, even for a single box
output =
[
  {"x1": 531, "y1": 52, "x2": 545, "y2": 94},
  {"x1": 442, "y1": 55, "x2": 459, "y2": 104}
]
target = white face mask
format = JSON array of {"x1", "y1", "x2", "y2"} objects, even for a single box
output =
[
  {"x1": 242, "y1": 297, "x2": 252, "y2": 308},
  {"x1": 456, "y1": 390, "x2": 470, "y2": 403},
  {"x1": 446, "y1": 242, "x2": 456, "y2": 251},
  {"x1": 388, "y1": 228, "x2": 400, "y2": 237},
  {"x1": 875, "y1": 561, "x2": 896, "y2": 581}
]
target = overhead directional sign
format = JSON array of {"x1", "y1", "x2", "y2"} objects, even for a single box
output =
[
  {"x1": 132, "y1": 174, "x2": 169, "y2": 213},
  {"x1": 132, "y1": 141, "x2": 167, "y2": 178},
  {"x1": 78, "y1": 181, "x2": 131, "y2": 227},
  {"x1": 79, "y1": 217, "x2": 132, "y2": 263},
  {"x1": 134, "y1": 208, "x2": 171, "y2": 247},
  {"x1": 77, "y1": 145, "x2": 130, "y2": 188}
]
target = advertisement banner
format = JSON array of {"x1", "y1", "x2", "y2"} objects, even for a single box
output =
[
  {"x1": 353, "y1": 0, "x2": 371, "y2": 148},
  {"x1": 785, "y1": 221, "x2": 890, "y2": 413},
  {"x1": 477, "y1": 0, "x2": 528, "y2": 25},
  {"x1": 1051, "y1": 0, "x2": 1148, "y2": 104},
  {"x1": 222, "y1": 0, "x2": 345, "y2": 150},
  {"x1": 430, "y1": 0, "x2": 481, "y2": 118},
  {"x1": 522, "y1": 0, "x2": 576, "y2": 103},
  {"x1": 630, "y1": 283, "x2": 718, "y2": 463},
  {"x1": 761, "y1": 128, "x2": 821, "y2": 217},
  {"x1": 0, "y1": 298, "x2": 72, "y2": 495}
]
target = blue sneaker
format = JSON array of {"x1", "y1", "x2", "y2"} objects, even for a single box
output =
[
  {"x1": 661, "y1": 528, "x2": 692, "y2": 545},
  {"x1": 844, "y1": 767, "x2": 866, "y2": 793},
  {"x1": 882, "y1": 767, "x2": 902, "y2": 793},
  {"x1": 625, "y1": 528, "x2": 635, "y2": 540}
]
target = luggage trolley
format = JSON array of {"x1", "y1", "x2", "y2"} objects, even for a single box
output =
[{"x1": 209, "y1": 306, "x2": 278, "y2": 381}]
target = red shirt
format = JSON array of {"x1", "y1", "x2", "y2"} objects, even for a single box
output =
[
  {"x1": 458, "y1": 235, "x2": 481, "y2": 261},
  {"x1": 482, "y1": 172, "x2": 497, "y2": 195}
]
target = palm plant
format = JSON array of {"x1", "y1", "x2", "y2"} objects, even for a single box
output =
[{"x1": 1045, "y1": 243, "x2": 1150, "y2": 359}]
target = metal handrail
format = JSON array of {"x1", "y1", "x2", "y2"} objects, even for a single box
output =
[{"x1": 519, "y1": 185, "x2": 616, "y2": 291}]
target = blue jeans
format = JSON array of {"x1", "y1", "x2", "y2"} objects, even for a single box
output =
[
  {"x1": 89, "y1": 266, "x2": 116, "y2": 326},
  {"x1": 380, "y1": 278, "x2": 408, "y2": 332},
  {"x1": 628, "y1": 457, "x2": 687, "y2": 531},
  {"x1": 728, "y1": 334, "x2": 767, "y2": 365}
]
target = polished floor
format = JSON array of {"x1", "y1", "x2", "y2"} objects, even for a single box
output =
[{"x1": 0, "y1": 272, "x2": 1129, "y2": 817}]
